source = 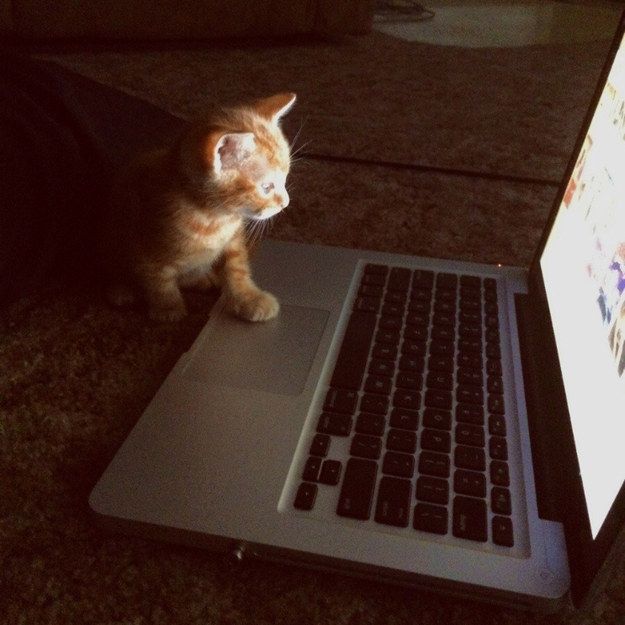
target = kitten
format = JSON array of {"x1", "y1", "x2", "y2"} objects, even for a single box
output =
[{"x1": 102, "y1": 92, "x2": 296, "y2": 322}]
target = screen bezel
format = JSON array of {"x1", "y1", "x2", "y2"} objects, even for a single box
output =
[{"x1": 527, "y1": 12, "x2": 625, "y2": 607}]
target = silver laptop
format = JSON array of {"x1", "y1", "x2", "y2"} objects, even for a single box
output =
[{"x1": 90, "y1": 17, "x2": 625, "y2": 611}]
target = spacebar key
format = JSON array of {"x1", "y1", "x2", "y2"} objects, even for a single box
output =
[
  {"x1": 331, "y1": 311, "x2": 377, "y2": 390},
  {"x1": 337, "y1": 458, "x2": 378, "y2": 520}
]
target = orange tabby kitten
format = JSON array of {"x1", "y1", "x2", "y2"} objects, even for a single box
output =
[{"x1": 102, "y1": 92, "x2": 296, "y2": 322}]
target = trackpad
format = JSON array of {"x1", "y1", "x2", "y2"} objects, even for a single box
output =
[{"x1": 183, "y1": 305, "x2": 330, "y2": 396}]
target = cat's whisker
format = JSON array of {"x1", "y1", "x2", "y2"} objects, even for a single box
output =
[{"x1": 290, "y1": 115, "x2": 309, "y2": 154}]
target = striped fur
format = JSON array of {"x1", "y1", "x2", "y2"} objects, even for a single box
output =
[{"x1": 102, "y1": 93, "x2": 296, "y2": 322}]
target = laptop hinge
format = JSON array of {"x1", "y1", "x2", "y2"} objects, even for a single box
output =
[{"x1": 514, "y1": 293, "x2": 563, "y2": 523}]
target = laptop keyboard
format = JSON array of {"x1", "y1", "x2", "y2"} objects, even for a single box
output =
[{"x1": 293, "y1": 263, "x2": 514, "y2": 548}]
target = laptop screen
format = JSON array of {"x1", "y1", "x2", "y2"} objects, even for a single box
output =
[{"x1": 539, "y1": 29, "x2": 625, "y2": 539}]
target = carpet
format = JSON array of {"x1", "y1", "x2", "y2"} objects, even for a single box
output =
[{"x1": 2, "y1": 27, "x2": 625, "y2": 624}]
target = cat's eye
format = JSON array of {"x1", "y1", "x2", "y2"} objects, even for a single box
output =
[{"x1": 260, "y1": 182, "x2": 274, "y2": 195}]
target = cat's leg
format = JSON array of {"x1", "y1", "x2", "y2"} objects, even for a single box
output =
[
  {"x1": 178, "y1": 266, "x2": 221, "y2": 291},
  {"x1": 137, "y1": 264, "x2": 187, "y2": 322},
  {"x1": 220, "y1": 231, "x2": 279, "y2": 322}
]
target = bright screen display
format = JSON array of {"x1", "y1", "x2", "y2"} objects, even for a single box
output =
[{"x1": 540, "y1": 31, "x2": 625, "y2": 538}]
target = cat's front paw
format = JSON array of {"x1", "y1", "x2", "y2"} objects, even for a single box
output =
[{"x1": 230, "y1": 289, "x2": 280, "y2": 322}]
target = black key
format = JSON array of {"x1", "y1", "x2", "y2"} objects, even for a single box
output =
[
  {"x1": 454, "y1": 445, "x2": 486, "y2": 471},
  {"x1": 410, "y1": 286, "x2": 432, "y2": 302},
  {"x1": 491, "y1": 487, "x2": 512, "y2": 515},
  {"x1": 386, "y1": 428, "x2": 417, "y2": 454},
  {"x1": 362, "y1": 272, "x2": 386, "y2": 287},
  {"x1": 423, "y1": 408, "x2": 452, "y2": 430},
  {"x1": 426, "y1": 371, "x2": 453, "y2": 391},
  {"x1": 487, "y1": 375, "x2": 503, "y2": 394},
  {"x1": 372, "y1": 343, "x2": 397, "y2": 360},
  {"x1": 416, "y1": 476, "x2": 449, "y2": 504},
  {"x1": 460, "y1": 275, "x2": 481, "y2": 289},
  {"x1": 492, "y1": 516, "x2": 514, "y2": 547},
  {"x1": 404, "y1": 325, "x2": 428, "y2": 342},
  {"x1": 459, "y1": 298, "x2": 481, "y2": 313},
  {"x1": 393, "y1": 389, "x2": 421, "y2": 411},
  {"x1": 359, "y1": 283, "x2": 383, "y2": 298},
  {"x1": 434, "y1": 299, "x2": 456, "y2": 315},
  {"x1": 488, "y1": 394, "x2": 505, "y2": 415},
  {"x1": 454, "y1": 469, "x2": 486, "y2": 497},
  {"x1": 456, "y1": 385, "x2": 484, "y2": 406},
  {"x1": 360, "y1": 394, "x2": 389, "y2": 415},
  {"x1": 455, "y1": 423, "x2": 485, "y2": 448},
  {"x1": 459, "y1": 324, "x2": 482, "y2": 340},
  {"x1": 365, "y1": 263, "x2": 388, "y2": 276},
  {"x1": 485, "y1": 327, "x2": 500, "y2": 343},
  {"x1": 355, "y1": 412, "x2": 386, "y2": 436},
  {"x1": 433, "y1": 311, "x2": 455, "y2": 327},
  {"x1": 436, "y1": 273, "x2": 458, "y2": 289},
  {"x1": 317, "y1": 412, "x2": 352, "y2": 436},
  {"x1": 431, "y1": 325, "x2": 455, "y2": 342},
  {"x1": 376, "y1": 327, "x2": 400, "y2": 345},
  {"x1": 490, "y1": 461, "x2": 510, "y2": 487},
  {"x1": 414, "y1": 503, "x2": 448, "y2": 534},
  {"x1": 489, "y1": 436, "x2": 508, "y2": 460},
  {"x1": 375, "y1": 476, "x2": 411, "y2": 527},
  {"x1": 458, "y1": 352, "x2": 482, "y2": 369},
  {"x1": 430, "y1": 340, "x2": 454, "y2": 357},
  {"x1": 310, "y1": 433, "x2": 330, "y2": 457},
  {"x1": 354, "y1": 296, "x2": 381, "y2": 313},
  {"x1": 460, "y1": 310, "x2": 482, "y2": 325},
  {"x1": 489, "y1": 414, "x2": 507, "y2": 437},
  {"x1": 418, "y1": 451, "x2": 450, "y2": 478},
  {"x1": 383, "y1": 451, "x2": 415, "y2": 478},
  {"x1": 294, "y1": 482, "x2": 317, "y2": 510},
  {"x1": 369, "y1": 359, "x2": 394, "y2": 377},
  {"x1": 459, "y1": 338, "x2": 481, "y2": 354},
  {"x1": 324, "y1": 388, "x2": 358, "y2": 414},
  {"x1": 303, "y1": 456, "x2": 322, "y2": 481},
  {"x1": 424, "y1": 389, "x2": 452, "y2": 410},
  {"x1": 456, "y1": 403, "x2": 484, "y2": 425},
  {"x1": 407, "y1": 301, "x2": 430, "y2": 316},
  {"x1": 388, "y1": 267, "x2": 411, "y2": 292},
  {"x1": 453, "y1": 496, "x2": 487, "y2": 542},
  {"x1": 337, "y1": 458, "x2": 378, "y2": 520},
  {"x1": 485, "y1": 301, "x2": 499, "y2": 315},
  {"x1": 331, "y1": 311, "x2": 376, "y2": 390},
  {"x1": 486, "y1": 343, "x2": 501, "y2": 360},
  {"x1": 319, "y1": 460, "x2": 342, "y2": 485},
  {"x1": 436, "y1": 289, "x2": 456, "y2": 303},
  {"x1": 428, "y1": 354, "x2": 454, "y2": 373},
  {"x1": 351, "y1": 434, "x2": 382, "y2": 459},
  {"x1": 420, "y1": 428, "x2": 451, "y2": 453},
  {"x1": 364, "y1": 375, "x2": 392, "y2": 396},
  {"x1": 412, "y1": 269, "x2": 435, "y2": 288},
  {"x1": 458, "y1": 368, "x2": 482, "y2": 387},
  {"x1": 401, "y1": 339, "x2": 426, "y2": 358},
  {"x1": 486, "y1": 358, "x2": 502, "y2": 376},
  {"x1": 399, "y1": 355, "x2": 425, "y2": 373},
  {"x1": 395, "y1": 371, "x2": 422, "y2": 390},
  {"x1": 389, "y1": 408, "x2": 419, "y2": 431},
  {"x1": 384, "y1": 291, "x2": 406, "y2": 307},
  {"x1": 382, "y1": 302, "x2": 404, "y2": 318}
]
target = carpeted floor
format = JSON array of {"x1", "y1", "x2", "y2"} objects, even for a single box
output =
[{"x1": 3, "y1": 25, "x2": 625, "y2": 624}]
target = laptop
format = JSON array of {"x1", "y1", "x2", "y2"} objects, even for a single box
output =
[{"x1": 89, "y1": 15, "x2": 625, "y2": 612}]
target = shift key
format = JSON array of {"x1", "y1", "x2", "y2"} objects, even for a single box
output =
[{"x1": 337, "y1": 458, "x2": 378, "y2": 520}]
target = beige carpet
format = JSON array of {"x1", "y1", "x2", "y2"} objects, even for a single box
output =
[{"x1": 2, "y1": 28, "x2": 625, "y2": 624}]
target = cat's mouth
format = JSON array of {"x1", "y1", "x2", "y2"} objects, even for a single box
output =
[{"x1": 246, "y1": 206, "x2": 283, "y2": 221}]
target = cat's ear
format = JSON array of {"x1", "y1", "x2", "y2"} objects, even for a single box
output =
[
  {"x1": 207, "y1": 132, "x2": 256, "y2": 175},
  {"x1": 254, "y1": 92, "x2": 296, "y2": 125}
]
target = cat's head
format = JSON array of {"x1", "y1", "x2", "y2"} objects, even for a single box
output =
[{"x1": 201, "y1": 93, "x2": 296, "y2": 221}]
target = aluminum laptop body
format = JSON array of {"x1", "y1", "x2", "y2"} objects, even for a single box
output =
[{"x1": 89, "y1": 17, "x2": 625, "y2": 612}]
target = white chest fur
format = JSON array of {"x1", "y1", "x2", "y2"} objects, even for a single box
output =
[{"x1": 178, "y1": 211, "x2": 243, "y2": 273}]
